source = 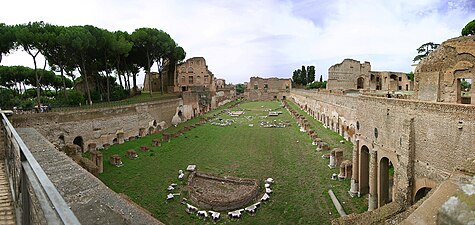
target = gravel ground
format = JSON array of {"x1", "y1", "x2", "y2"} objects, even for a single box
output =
[{"x1": 17, "y1": 128, "x2": 163, "y2": 225}]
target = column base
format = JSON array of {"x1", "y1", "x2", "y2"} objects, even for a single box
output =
[
  {"x1": 368, "y1": 194, "x2": 378, "y2": 211},
  {"x1": 349, "y1": 179, "x2": 359, "y2": 197}
]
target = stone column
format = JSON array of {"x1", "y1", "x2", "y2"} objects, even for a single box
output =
[
  {"x1": 329, "y1": 149, "x2": 336, "y2": 168},
  {"x1": 349, "y1": 143, "x2": 359, "y2": 196},
  {"x1": 96, "y1": 152, "x2": 103, "y2": 174},
  {"x1": 368, "y1": 148, "x2": 378, "y2": 211}
]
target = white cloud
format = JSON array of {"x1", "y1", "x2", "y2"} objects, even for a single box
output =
[{"x1": 1, "y1": 0, "x2": 474, "y2": 84}]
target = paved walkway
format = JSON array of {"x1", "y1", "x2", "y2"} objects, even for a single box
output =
[{"x1": 17, "y1": 128, "x2": 163, "y2": 225}]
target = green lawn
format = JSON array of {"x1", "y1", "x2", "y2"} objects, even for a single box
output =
[{"x1": 97, "y1": 100, "x2": 366, "y2": 224}]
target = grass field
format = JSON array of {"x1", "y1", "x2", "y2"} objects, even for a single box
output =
[{"x1": 97, "y1": 100, "x2": 366, "y2": 224}]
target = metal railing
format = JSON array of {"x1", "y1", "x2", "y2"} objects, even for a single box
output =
[{"x1": 0, "y1": 110, "x2": 81, "y2": 225}]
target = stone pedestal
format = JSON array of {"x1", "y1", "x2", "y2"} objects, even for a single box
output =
[
  {"x1": 126, "y1": 149, "x2": 137, "y2": 159},
  {"x1": 329, "y1": 150, "x2": 336, "y2": 168},
  {"x1": 117, "y1": 132, "x2": 125, "y2": 144},
  {"x1": 88, "y1": 143, "x2": 96, "y2": 152},
  {"x1": 152, "y1": 139, "x2": 161, "y2": 147},
  {"x1": 335, "y1": 150, "x2": 344, "y2": 167},
  {"x1": 110, "y1": 154, "x2": 123, "y2": 166}
]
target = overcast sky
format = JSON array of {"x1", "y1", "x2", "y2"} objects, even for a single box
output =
[{"x1": 1, "y1": 0, "x2": 474, "y2": 84}]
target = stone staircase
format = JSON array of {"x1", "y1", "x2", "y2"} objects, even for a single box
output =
[
  {"x1": 0, "y1": 162, "x2": 15, "y2": 225},
  {"x1": 0, "y1": 131, "x2": 15, "y2": 225}
]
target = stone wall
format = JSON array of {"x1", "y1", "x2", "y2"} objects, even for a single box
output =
[
  {"x1": 327, "y1": 59, "x2": 413, "y2": 92},
  {"x1": 327, "y1": 59, "x2": 371, "y2": 90},
  {"x1": 11, "y1": 99, "x2": 182, "y2": 152},
  {"x1": 245, "y1": 77, "x2": 291, "y2": 100},
  {"x1": 290, "y1": 89, "x2": 475, "y2": 209}
]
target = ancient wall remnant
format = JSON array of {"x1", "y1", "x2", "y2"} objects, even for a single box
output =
[
  {"x1": 327, "y1": 59, "x2": 413, "y2": 92},
  {"x1": 174, "y1": 57, "x2": 216, "y2": 92},
  {"x1": 244, "y1": 76, "x2": 292, "y2": 100},
  {"x1": 290, "y1": 86, "x2": 474, "y2": 212},
  {"x1": 414, "y1": 36, "x2": 475, "y2": 104}
]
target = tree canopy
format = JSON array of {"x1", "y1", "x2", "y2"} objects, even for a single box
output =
[
  {"x1": 413, "y1": 42, "x2": 439, "y2": 63},
  {"x1": 462, "y1": 19, "x2": 475, "y2": 36},
  {"x1": 0, "y1": 22, "x2": 185, "y2": 109},
  {"x1": 292, "y1": 65, "x2": 316, "y2": 86}
]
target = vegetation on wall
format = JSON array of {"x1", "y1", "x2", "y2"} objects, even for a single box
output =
[
  {"x1": 462, "y1": 19, "x2": 475, "y2": 36},
  {"x1": 413, "y1": 42, "x2": 440, "y2": 63}
]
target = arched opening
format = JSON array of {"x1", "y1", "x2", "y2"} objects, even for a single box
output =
[
  {"x1": 139, "y1": 128, "x2": 146, "y2": 137},
  {"x1": 379, "y1": 157, "x2": 394, "y2": 207},
  {"x1": 153, "y1": 120, "x2": 157, "y2": 127},
  {"x1": 457, "y1": 78, "x2": 472, "y2": 104},
  {"x1": 112, "y1": 138, "x2": 118, "y2": 145},
  {"x1": 73, "y1": 136, "x2": 84, "y2": 152},
  {"x1": 359, "y1": 145, "x2": 370, "y2": 195},
  {"x1": 178, "y1": 110, "x2": 185, "y2": 120},
  {"x1": 58, "y1": 135, "x2": 65, "y2": 145},
  {"x1": 414, "y1": 187, "x2": 432, "y2": 203},
  {"x1": 357, "y1": 77, "x2": 365, "y2": 89}
]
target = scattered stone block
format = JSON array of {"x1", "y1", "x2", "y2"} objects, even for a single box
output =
[
  {"x1": 245, "y1": 204, "x2": 258, "y2": 214},
  {"x1": 197, "y1": 210, "x2": 208, "y2": 218},
  {"x1": 140, "y1": 146, "x2": 149, "y2": 152},
  {"x1": 187, "y1": 165, "x2": 196, "y2": 172},
  {"x1": 331, "y1": 173, "x2": 338, "y2": 180},
  {"x1": 266, "y1": 187, "x2": 273, "y2": 194},
  {"x1": 261, "y1": 193, "x2": 270, "y2": 201},
  {"x1": 152, "y1": 139, "x2": 161, "y2": 147},
  {"x1": 109, "y1": 154, "x2": 123, "y2": 167},
  {"x1": 228, "y1": 209, "x2": 244, "y2": 219},
  {"x1": 209, "y1": 211, "x2": 220, "y2": 221},
  {"x1": 126, "y1": 149, "x2": 138, "y2": 159},
  {"x1": 186, "y1": 203, "x2": 198, "y2": 213},
  {"x1": 167, "y1": 193, "x2": 174, "y2": 200}
]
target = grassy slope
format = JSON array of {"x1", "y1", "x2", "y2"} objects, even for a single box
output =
[{"x1": 97, "y1": 100, "x2": 366, "y2": 225}]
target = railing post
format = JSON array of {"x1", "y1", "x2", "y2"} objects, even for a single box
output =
[{"x1": 21, "y1": 166, "x2": 31, "y2": 225}]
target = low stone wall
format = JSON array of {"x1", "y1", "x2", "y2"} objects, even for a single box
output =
[{"x1": 187, "y1": 172, "x2": 259, "y2": 211}]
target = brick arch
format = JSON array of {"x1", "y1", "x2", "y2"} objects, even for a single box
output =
[
  {"x1": 359, "y1": 145, "x2": 370, "y2": 195},
  {"x1": 357, "y1": 76, "x2": 365, "y2": 89},
  {"x1": 413, "y1": 178, "x2": 437, "y2": 203},
  {"x1": 379, "y1": 157, "x2": 395, "y2": 207}
]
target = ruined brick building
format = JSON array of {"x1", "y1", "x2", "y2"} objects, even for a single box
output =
[
  {"x1": 244, "y1": 76, "x2": 292, "y2": 100},
  {"x1": 292, "y1": 36, "x2": 474, "y2": 224},
  {"x1": 327, "y1": 59, "x2": 414, "y2": 92},
  {"x1": 144, "y1": 57, "x2": 236, "y2": 118}
]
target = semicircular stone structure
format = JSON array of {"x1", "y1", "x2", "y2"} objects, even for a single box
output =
[{"x1": 188, "y1": 172, "x2": 260, "y2": 211}]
